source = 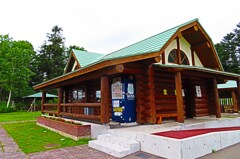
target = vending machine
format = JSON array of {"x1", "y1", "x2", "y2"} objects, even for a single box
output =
[{"x1": 111, "y1": 76, "x2": 136, "y2": 123}]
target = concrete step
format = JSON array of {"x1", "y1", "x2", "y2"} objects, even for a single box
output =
[
  {"x1": 97, "y1": 134, "x2": 139, "y2": 150},
  {"x1": 89, "y1": 140, "x2": 130, "y2": 158},
  {"x1": 107, "y1": 129, "x2": 137, "y2": 140},
  {"x1": 89, "y1": 133, "x2": 140, "y2": 158}
]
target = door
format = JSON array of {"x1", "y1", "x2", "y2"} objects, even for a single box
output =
[{"x1": 183, "y1": 78, "x2": 195, "y2": 118}]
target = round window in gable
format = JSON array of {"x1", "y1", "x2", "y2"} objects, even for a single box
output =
[{"x1": 168, "y1": 49, "x2": 189, "y2": 65}]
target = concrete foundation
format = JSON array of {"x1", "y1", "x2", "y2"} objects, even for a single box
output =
[{"x1": 90, "y1": 117, "x2": 240, "y2": 158}]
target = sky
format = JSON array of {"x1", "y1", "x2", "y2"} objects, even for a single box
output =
[{"x1": 1, "y1": 0, "x2": 240, "y2": 54}]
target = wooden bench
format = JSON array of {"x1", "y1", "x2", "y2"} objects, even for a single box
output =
[
  {"x1": 156, "y1": 113, "x2": 178, "y2": 124},
  {"x1": 222, "y1": 105, "x2": 234, "y2": 113}
]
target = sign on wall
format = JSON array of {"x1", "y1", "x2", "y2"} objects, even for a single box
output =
[
  {"x1": 163, "y1": 89, "x2": 167, "y2": 95},
  {"x1": 112, "y1": 78, "x2": 123, "y2": 99},
  {"x1": 195, "y1": 86, "x2": 202, "y2": 97}
]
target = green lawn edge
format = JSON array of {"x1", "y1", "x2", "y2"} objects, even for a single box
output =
[
  {"x1": 0, "y1": 111, "x2": 41, "y2": 122},
  {"x1": 2, "y1": 121, "x2": 90, "y2": 154}
]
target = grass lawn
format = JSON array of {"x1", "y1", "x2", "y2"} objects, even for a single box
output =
[
  {"x1": 0, "y1": 111, "x2": 41, "y2": 122},
  {"x1": 2, "y1": 121, "x2": 90, "y2": 154}
]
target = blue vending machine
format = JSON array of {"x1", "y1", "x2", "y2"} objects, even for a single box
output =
[{"x1": 111, "y1": 76, "x2": 136, "y2": 123}]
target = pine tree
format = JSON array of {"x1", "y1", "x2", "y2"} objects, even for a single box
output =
[
  {"x1": 35, "y1": 26, "x2": 67, "y2": 83},
  {"x1": 215, "y1": 22, "x2": 240, "y2": 74}
]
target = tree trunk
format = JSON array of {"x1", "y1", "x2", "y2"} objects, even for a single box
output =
[{"x1": 7, "y1": 90, "x2": 12, "y2": 108}]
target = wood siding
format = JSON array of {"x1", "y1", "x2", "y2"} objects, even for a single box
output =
[
  {"x1": 154, "y1": 71, "x2": 177, "y2": 115},
  {"x1": 193, "y1": 79, "x2": 209, "y2": 117}
]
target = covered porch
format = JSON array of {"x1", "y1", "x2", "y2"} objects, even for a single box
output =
[
  {"x1": 37, "y1": 58, "x2": 240, "y2": 125},
  {"x1": 37, "y1": 60, "x2": 147, "y2": 124},
  {"x1": 151, "y1": 64, "x2": 240, "y2": 123}
]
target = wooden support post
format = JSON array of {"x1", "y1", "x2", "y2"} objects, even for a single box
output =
[
  {"x1": 161, "y1": 51, "x2": 166, "y2": 64},
  {"x1": 135, "y1": 73, "x2": 144, "y2": 124},
  {"x1": 101, "y1": 76, "x2": 110, "y2": 124},
  {"x1": 175, "y1": 71, "x2": 184, "y2": 123},
  {"x1": 148, "y1": 65, "x2": 156, "y2": 123},
  {"x1": 231, "y1": 89, "x2": 238, "y2": 113},
  {"x1": 176, "y1": 37, "x2": 181, "y2": 64},
  {"x1": 64, "y1": 89, "x2": 69, "y2": 103},
  {"x1": 57, "y1": 87, "x2": 63, "y2": 116},
  {"x1": 41, "y1": 90, "x2": 46, "y2": 114},
  {"x1": 213, "y1": 78, "x2": 221, "y2": 118},
  {"x1": 191, "y1": 48, "x2": 195, "y2": 66}
]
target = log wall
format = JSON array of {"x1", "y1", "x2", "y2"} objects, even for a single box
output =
[
  {"x1": 153, "y1": 70, "x2": 177, "y2": 115},
  {"x1": 192, "y1": 79, "x2": 209, "y2": 117},
  {"x1": 126, "y1": 60, "x2": 155, "y2": 123}
]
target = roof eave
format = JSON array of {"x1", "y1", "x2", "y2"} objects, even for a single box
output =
[{"x1": 33, "y1": 51, "x2": 160, "y2": 90}]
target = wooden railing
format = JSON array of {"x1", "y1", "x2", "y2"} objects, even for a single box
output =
[
  {"x1": 60, "y1": 103, "x2": 101, "y2": 107},
  {"x1": 42, "y1": 104, "x2": 58, "y2": 115},
  {"x1": 219, "y1": 98, "x2": 234, "y2": 113},
  {"x1": 61, "y1": 103, "x2": 101, "y2": 121},
  {"x1": 42, "y1": 102, "x2": 101, "y2": 121}
]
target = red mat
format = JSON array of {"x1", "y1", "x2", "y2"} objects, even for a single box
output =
[{"x1": 153, "y1": 127, "x2": 240, "y2": 139}]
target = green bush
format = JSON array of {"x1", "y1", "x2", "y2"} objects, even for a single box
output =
[
  {"x1": 0, "y1": 101, "x2": 16, "y2": 113},
  {"x1": 48, "y1": 98, "x2": 58, "y2": 104},
  {"x1": 15, "y1": 102, "x2": 27, "y2": 111}
]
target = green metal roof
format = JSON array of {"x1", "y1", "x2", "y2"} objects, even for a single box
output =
[
  {"x1": 23, "y1": 92, "x2": 58, "y2": 98},
  {"x1": 72, "y1": 49, "x2": 104, "y2": 68},
  {"x1": 101, "y1": 18, "x2": 198, "y2": 61},
  {"x1": 70, "y1": 19, "x2": 198, "y2": 68},
  {"x1": 217, "y1": 80, "x2": 237, "y2": 89},
  {"x1": 153, "y1": 64, "x2": 240, "y2": 78}
]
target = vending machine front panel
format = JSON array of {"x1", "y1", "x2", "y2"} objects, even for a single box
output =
[
  {"x1": 111, "y1": 77, "x2": 136, "y2": 123},
  {"x1": 111, "y1": 77, "x2": 124, "y2": 122}
]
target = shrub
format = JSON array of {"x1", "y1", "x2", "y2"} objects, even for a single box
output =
[
  {"x1": 0, "y1": 101, "x2": 16, "y2": 113},
  {"x1": 15, "y1": 102, "x2": 28, "y2": 111}
]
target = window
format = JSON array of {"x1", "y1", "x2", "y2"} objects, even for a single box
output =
[
  {"x1": 168, "y1": 49, "x2": 189, "y2": 65},
  {"x1": 72, "y1": 89, "x2": 86, "y2": 102}
]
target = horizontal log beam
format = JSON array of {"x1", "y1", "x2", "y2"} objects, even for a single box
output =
[
  {"x1": 155, "y1": 100, "x2": 176, "y2": 105},
  {"x1": 195, "y1": 109, "x2": 209, "y2": 114},
  {"x1": 61, "y1": 103, "x2": 101, "y2": 107},
  {"x1": 60, "y1": 112, "x2": 100, "y2": 121},
  {"x1": 42, "y1": 110, "x2": 58, "y2": 114},
  {"x1": 43, "y1": 104, "x2": 58, "y2": 107},
  {"x1": 155, "y1": 106, "x2": 177, "y2": 111},
  {"x1": 195, "y1": 113, "x2": 209, "y2": 117},
  {"x1": 123, "y1": 68, "x2": 143, "y2": 74},
  {"x1": 155, "y1": 95, "x2": 176, "y2": 99}
]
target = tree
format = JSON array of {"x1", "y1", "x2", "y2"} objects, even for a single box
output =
[
  {"x1": 67, "y1": 45, "x2": 86, "y2": 55},
  {"x1": 215, "y1": 22, "x2": 240, "y2": 74},
  {"x1": 0, "y1": 35, "x2": 35, "y2": 107},
  {"x1": 35, "y1": 26, "x2": 67, "y2": 83}
]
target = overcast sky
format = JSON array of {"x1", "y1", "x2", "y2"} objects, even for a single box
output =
[{"x1": 1, "y1": 0, "x2": 240, "y2": 54}]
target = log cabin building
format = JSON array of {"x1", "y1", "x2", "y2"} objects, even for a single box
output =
[{"x1": 34, "y1": 18, "x2": 240, "y2": 124}]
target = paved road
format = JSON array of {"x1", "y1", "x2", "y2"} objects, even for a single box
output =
[
  {"x1": 1, "y1": 124, "x2": 240, "y2": 159},
  {"x1": 198, "y1": 143, "x2": 240, "y2": 159}
]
